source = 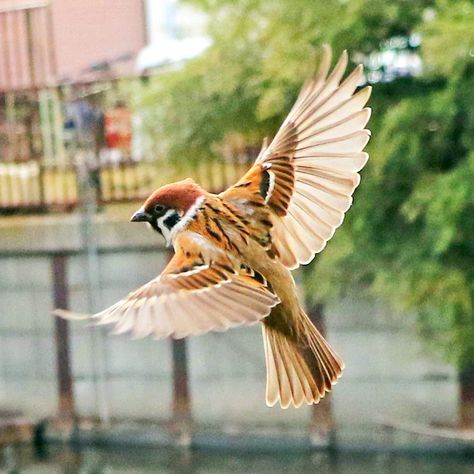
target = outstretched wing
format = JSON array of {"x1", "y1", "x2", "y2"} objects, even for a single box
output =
[
  {"x1": 222, "y1": 45, "x2": 371, "y2": 269},
  {"x1": 54, "y1": 234, "x2": 279, "y2": 339}
]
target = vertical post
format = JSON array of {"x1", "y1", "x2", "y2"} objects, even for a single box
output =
[
  {"x1": 77, "y1": 152, "x2": 111, "y2": 426},
  {"x1": 459, "y1": 367, "x2": 474, "y2": 428},
  {"x1": 51, "y1": 254, "x2": 75, "y2": 420},
  {"x1": 45, "y1": 3, "x2": 58, "y2": 82},
  {"x1": 2, "y1": 13, "x2": 15, "y2": 162},
  {"x1": 168, "y1": 249, "x2": 191, "y2": 427},
  {"x1": 307, "y1": 303, "x2": 334, "y2": 445},
  {"x1": 25, "y1": 8, "x2": 46, "y2": 209},
  {"x1": 13, "y1": 9, "x2": 26, "y2": 87},
  {"x1": 172, "y1": 339, "x2": 191, "y2": 422},
  {"x1": 24, "y1": 9, "x2": 36, "y2": 87}
]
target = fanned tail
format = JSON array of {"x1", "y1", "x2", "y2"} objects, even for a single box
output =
[{"x1": 262, "y1": 310, "x2": 344, "y2": 408}]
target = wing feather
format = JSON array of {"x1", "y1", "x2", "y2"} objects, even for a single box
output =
[
  {"x1": 222, "y1": 45, "x2": 371, "y2": 269},
  {"x1": 54, "y1": 234, "x2": 279, "y2": 339}
]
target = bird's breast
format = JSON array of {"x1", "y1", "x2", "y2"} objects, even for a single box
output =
[{"x1": 186, "y1": 205, "x2": 299, "y2": 316}]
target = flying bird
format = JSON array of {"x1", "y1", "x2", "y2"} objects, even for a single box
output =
[{"x1": 55, "y1": 46, "x2": 371, "y2": 408}]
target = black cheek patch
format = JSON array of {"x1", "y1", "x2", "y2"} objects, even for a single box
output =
[{"x1": 164, "y1": 212, "x2": 180, "y2": 230}]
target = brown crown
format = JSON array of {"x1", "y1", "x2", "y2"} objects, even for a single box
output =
[{"x1": 143, "y1": 178, "x2": 205, "y2": 214}]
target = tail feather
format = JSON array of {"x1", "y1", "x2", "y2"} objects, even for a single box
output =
[{"x1": 263, "y1": 310, "x2": 344, "y2": 408}]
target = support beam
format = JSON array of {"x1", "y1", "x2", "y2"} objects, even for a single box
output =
[
  {"x1": 459, "y1": 367, "x2": 474, "y2": 428},
  {"x1": 307, "y1": 303, "x2": 334, "y2": 446},
  {"x1": 171, "y1": 338, "x2": 191, "y2": 422},
  {"x1": 51, "y1": 253, "x2": 75, "y2": 420},
  {"x1": 168, "y1": 249, "x2": 192, "y2": 430}
]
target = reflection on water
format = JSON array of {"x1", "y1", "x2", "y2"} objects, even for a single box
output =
[{"x1": 0, "y1": 444, "x2": 472, "y2": 473}]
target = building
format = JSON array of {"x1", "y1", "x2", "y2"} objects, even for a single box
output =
[{"x1": 0, "y1": 0, "x2": 146, "y2": 91}]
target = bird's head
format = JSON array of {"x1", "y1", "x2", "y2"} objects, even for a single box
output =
[{"x1": 130, "y1": 178, "x2": 205, "y2": 245}]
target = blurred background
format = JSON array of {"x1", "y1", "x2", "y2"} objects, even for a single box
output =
[{"x1": 0, "y1": 0, "x2": 472, "y2": 472}]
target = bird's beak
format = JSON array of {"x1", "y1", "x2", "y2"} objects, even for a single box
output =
[{"x1": 130, "y1": 207, "x2": 150, "y2": 223}]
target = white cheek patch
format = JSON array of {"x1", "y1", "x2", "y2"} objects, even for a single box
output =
[
  {"x1": 153, "y1": 196, "x2": 205, "y2": 247},
  {"x1": 169, "y1": 196, "x2": 205, "y2": 240},
  {"x1": 156, "y1": 209, "x2": 177, "y2": 247}
]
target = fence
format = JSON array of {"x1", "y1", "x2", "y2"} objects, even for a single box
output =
[
  {"x1": 0, "y1": 3, "x2": 251, "y2": 213},
  {"x1": 0, "y1": 156, "x2": 250, "y2": 212},
  {"x1": 0, "y1": 75, "x2": 251, "y2": 212},
  {"x1": 0, "y1": 239, "x2": 460, "y2": 441}
]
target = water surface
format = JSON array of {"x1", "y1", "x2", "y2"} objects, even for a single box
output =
[{"x1": 0, "y1": 444, "x2": 472, "y2": 473}]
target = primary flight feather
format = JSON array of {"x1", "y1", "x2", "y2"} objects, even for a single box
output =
[{"x1": 55, "y1": 46, "x2": 371, "y2": 408}]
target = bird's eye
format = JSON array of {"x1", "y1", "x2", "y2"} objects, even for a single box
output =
[{"x1": 154, "y1": 204, "x2": 166, "y2": 214}]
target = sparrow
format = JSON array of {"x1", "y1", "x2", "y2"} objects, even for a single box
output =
[{"x1": 55, "y1": 46, "x2": 371, "y2": 408}]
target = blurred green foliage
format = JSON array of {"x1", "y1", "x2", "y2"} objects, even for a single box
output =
[{"x1": 137, "y1": 0, "x2": 473, "y2": 368}]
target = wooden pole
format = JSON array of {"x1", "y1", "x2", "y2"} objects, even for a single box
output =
[
  {"x1": 459, "y1": 367, "x2": 474, "y2": 428},
  {"x1": 51, "y1": 254, "x2": 75, "y2": 420},
  {"x1": 168, "y1": 250, "x2": 192, "y2": 428},
  {"x1": 172, "y1": 338, "x2": 191, "y2": 422},
  {"x1": 307, "y1": 303, "x2": 334, "y2": 445}
]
